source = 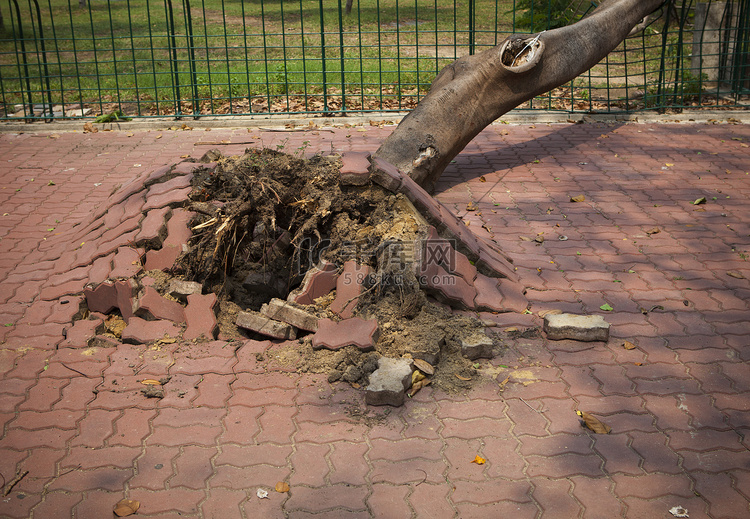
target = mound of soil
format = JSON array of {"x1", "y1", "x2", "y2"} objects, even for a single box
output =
[{"x1": 175, "y1": 148, "x2": 503, "y2": 394}]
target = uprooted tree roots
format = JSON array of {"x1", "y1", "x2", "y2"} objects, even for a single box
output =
[{"x1": 176, "y1": 148, "x2": 499, "y2": 393}]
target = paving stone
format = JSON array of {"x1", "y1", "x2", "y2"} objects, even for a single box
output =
[
  {"x1": 109, "y1": 246, "x2": 143, "y2": 278},
  {"x1": 365, "y1": 357, "x2": 413, "y2": 406},
  {"x1": 143, "y1": 244, "x2": 182, "y2": 271},
  {"x1": 369, "y1": 156, "x2": 403, "y2": 192},
  {"x1": 420, "y1": 262, "x2": 477, "y2": 310},
  {"x1": 134, "y1": 286, "x2": 185, "y2": 323},
  {"x1": 288, "y1": 261, "x2": 338, "y2": 305},
  {"x1": 84, "y1": 282, "x2": 117, "y2": 314},
  {"x1": 260, "y1": 298, "x2": 319, "y2": 332},
  {"x1": 183, "y1": 293, "x2": 219, "y2": 341},
  {"x1": 544, "y1": 313, "x2": 610, "y2": 341},
  {"x1": 114, "y1": 279, "x2": 139, "y2": 322},
  {"x1": 312, "y1": 317, "x2": 379, "y2": 351},
  {"x1": 330, "y1": 260, "x2": 373, "y2": 318},
  {"x1": 142, "y1": 186, "x2": 192, "y2": 212},
  {"x1": 460, "y1": 332, "x2": 495, "y2": 360},
  {"x1": 167, "y1": 279, "x2": 203, "y2": 301},
  {"x1": 135, "y1": 206, "x2": 171, "y2": 248},
  {"x1": 60, "y1": 318, "x2": 105, "y2": 348},
  {"x1": 147, "y1": 173, "x2": 193, "y2": 197},
  {"x1": 236, "y1": 310, "x2": 296, "y2": 340},
  {"x1": 121, "y1": 317, "x2": 181, "y2": 344},
  {"x1": 340, "y1": 151, "x2": 371, "y2": 185}
]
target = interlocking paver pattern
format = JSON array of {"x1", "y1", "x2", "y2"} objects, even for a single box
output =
[{"x1": 0, "y1": 120, "x2": 749, "y2": 518}]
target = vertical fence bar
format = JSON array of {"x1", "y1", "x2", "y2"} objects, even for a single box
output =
[
  {"x1": 181, "y1": 0, "x2": 198, "y2": 116},
  {"x1": 164, "y1": 0, "x2": 182, "y2": 116},
  {"x1": 337, "y1": 0, "x2": 346, "y2": 112},
  {"x1": 318, "y1": 0, "x2": 327, "y2": 112},
  {"x1": 468, "y1": 0, "x2": 474, "y2": 55},
  {"x1": 11, "y1": 0, "x2": 34, "y2": 116},
  {"x1": 145, "y1": 0, "x2": 161, "y2": 116},
  {"x1": 105, "y1": 0, "x2": 123, "y2": 114}
]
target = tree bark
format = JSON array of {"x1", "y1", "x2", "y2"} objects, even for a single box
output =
[{"x1": 373, "y1": 0, "x2": 664, "y2": 193}]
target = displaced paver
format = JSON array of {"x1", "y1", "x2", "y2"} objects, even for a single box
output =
[
  {"x1": 543, "y1": 313, "x2": 611, "y2": 341},
  {"x1": 1, "y1": 120, "x2": 749, "y2": 518},
  {"x1": 365, "y1": 356, "x2": 413, "y2": 406}
]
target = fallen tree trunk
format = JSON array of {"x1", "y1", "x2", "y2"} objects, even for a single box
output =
[{"x1": 373, "y1": 0, "x2": 665, "y2": 193}]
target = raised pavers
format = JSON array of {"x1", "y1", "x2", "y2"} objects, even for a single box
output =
[{"x1": 2, "y1": 122, "x2": 750, "y2": 518}]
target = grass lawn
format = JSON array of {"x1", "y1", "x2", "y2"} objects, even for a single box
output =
[{"x1": 0, "y1": 0, "x2": 704, "y2": 116}]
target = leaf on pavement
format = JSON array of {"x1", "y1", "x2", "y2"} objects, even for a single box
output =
[
  {"x1": 576, "y1": 410, "x2": 612, "y2": 434},
  {"x1": 646, "y1": 227, "x2": 660, "y2": 235},
  {"x1": 570, "y1": 195, "x2": 586, "y2": 203},
  {"x1": 727, "y1": 271, "x2": 745, "y2": 279},
  {"x1": 113, "y1": 499, "x2": 140, "y2": 517},
  {"x1": 470, "y1": 455, "x2": 486, "y2": 465},
  {"x1": 275, "y1": 481, "x2": 290, "y2": 493},
  {"x1": 413, "y1": 358, "x2": 434, "y2": 376},
  {"x1": 693, "y1": 197, "x2": 707, "y2": 205},
  {"x1": 600, "y1": 303, "x2": 614, "y2": 311},
  {"x1": 140, "y1": 379, "x2": 161, "y2": 385},
  {"x1": 466, "y1": 201, "x2": 478, "y2": 211},
  {"x1": 622, "y1": 340, "x2": 637, "y2": 350}
]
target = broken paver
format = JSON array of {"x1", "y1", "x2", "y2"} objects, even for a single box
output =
[
  {"x1": 61, "y1": 318, "x2": 105, "y2": 348},
  {"x1": 84, "y1": 282, "x2": 117, "y2": 314},
  {"x1": 543, "y1": 313, "x2": 610, "y2": 342},
  {"x1": 261, "y1": 298, "x2": 319, "y2": 332},
  {"x1": 288, "y1": 261, "x2": 338, "y2": 305},
  {"x1": 330, "y1": 260, "x2": 373, "y2": 318},
  {"x1": 311, "y1": 317, "x2": 379, "y2": 351},
  {"x1": 168, "y1": 279, "x2": 203, "y2": 302},
  {"x1": 134, "y1": 286, "x2": 185, "y2": 324},
  {"x1": 236, "y1": 310, "x2": 297, "y2": 340},
  {"x1": 460, "y1": 333, "x2": 495, "y2": 360},
  {"x1": 121, "y1": 317, "x2": 181, "y2": 344},
  {"x1": 365, "y1": 357, "x2": 413, "y2": 406}
]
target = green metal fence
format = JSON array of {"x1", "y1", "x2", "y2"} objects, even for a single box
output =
[{"x1": 0, "y1": 0, "x2": 748, "y2": 121}]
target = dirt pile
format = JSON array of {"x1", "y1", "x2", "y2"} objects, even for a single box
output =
[{"x1": 173, "y1": 148, "x2": 503, "y2": 393}]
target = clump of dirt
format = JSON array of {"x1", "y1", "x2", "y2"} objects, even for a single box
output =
[{"x1": 174, "y1": 148, "x2": 502, "y2": 394}]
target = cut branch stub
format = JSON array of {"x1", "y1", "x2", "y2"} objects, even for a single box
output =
[{"x1": 500, "y1": 36, "x2": 545, "y2": 73}]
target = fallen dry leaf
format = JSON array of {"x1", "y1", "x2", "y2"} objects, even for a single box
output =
[
  {"x1": 455, "y1": 373, "x2": 472, "y2": 381},
  {"x1": 113, "y1": 499, "x2": 140, "y2": 517},
  {"x1": 570, "y1": 195, "x2": 586, "y2": 203},
  {"x1": 470, "y1": 455, "x2": 486, "y2": 465},
  {"x1": 275, "y1": 481, "x2": 290, "y2": 493},
  {"x1": 646, "y1": 227, "x2": 660, "y2": 235},
  {"x1": 519, "y1": 236, "x2": 532, "y2": 242},
  {"x1": 693, "y1": 197, "x2": 707, "y2": 205},
  {"x1": 498, "y1": 375, "x2": 510, "y2": 391},
  {"x1": 407, "y1": 378, "x2": 430, "y2": 397},
  {"x1": 576, "y1": 410, "x2": 612, "y2": 434},
  {"x1": 83, "y1": 122, "x2": 98, "y2": 134},
  {"x1": 413, "y1": 358, "x2": 434, "y2": 376},
  {"x1": 727, "y1": 271, "x2": 745, "y2": 279},
  {"x1": 622, "y1": 340, "x2": 637, "y2": 350},
  {"x1": 466, "y1": 202, "x2": 478, "y2": 211},
  {"x1": 140, "y1": 379, "x2": 161, "y2": 385},
  {"x1": 411, "y1": 370, "x2": 426, "y2": 385}
]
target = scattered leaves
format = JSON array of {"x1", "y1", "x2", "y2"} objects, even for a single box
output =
[
  {"x1": 470, "y1": 455, "x2": 486, "y2": 465},
  {"x1": 576, "y1": 410, "x2": 612, "y2": 434},
  {"x1": 570, "y1": 195, "x2": 586, "y2": 203},
  {"x1": 693, "y1": 197, "x2": 707, "y2": 205},
  {"x1": 466, "y1": 201, "x2": 478, "y2": 211},
  {"x1": 600, "y1": 303, "x2": 614, "y2": 311},
  {"x1": 727, "y1": 271, "x2": 745, "y2": 279},
  {"x1": 275, "y1": 481, "x2": 290, "y2": 493},
  {"x1": 622, "y1": 340, "x2": 637, "y2": 350},
  {"x1": 113, "y1": 499, "x2": 140, "y2": 517}
]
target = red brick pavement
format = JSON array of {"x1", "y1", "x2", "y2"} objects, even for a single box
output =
[{"x1": 1, "y1": 120, "x2": 749, "y2": 518}]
